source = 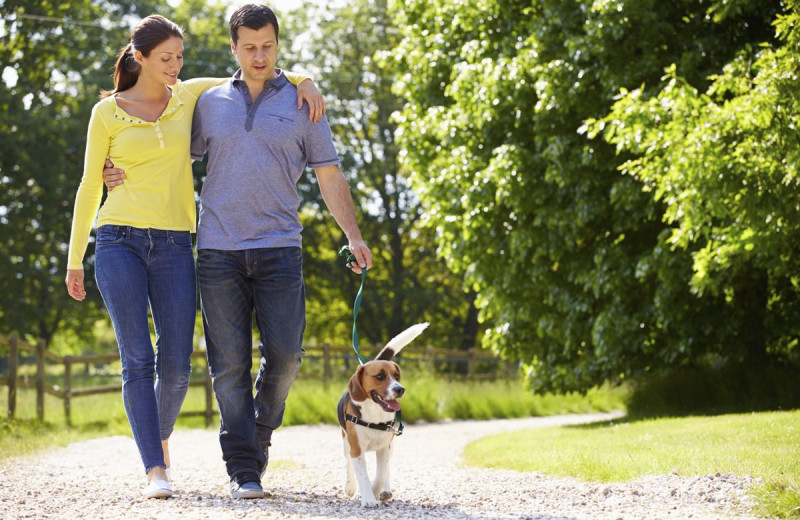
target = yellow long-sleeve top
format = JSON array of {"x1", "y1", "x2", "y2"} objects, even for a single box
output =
[{"x1": 67, "y1": 73, "x2": 309, "y2": 270}]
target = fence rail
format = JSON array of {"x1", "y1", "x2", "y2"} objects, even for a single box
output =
[{"x1": 0, "y1": 332, "x2": 515, "y2": 426}]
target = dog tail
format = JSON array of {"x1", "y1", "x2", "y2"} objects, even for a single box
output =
[{"x1": 375, "y1": 322, "x2": 430, "y2": 361}]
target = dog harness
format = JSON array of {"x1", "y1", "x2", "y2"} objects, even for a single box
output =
[
  {"x1": 345, "y1": 413, "x2": 403, "y2": 436},
  {"x1": 337, "y1": 394, "x2": 404, "y2": 436}
]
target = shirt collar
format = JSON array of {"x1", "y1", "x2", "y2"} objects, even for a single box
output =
[{"x1": 231, "y1": 68, "x2": 288, "y2": 91}]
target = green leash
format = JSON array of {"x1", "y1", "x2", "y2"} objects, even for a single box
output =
[
  {"x1": 338, "y1": 245, "x2": 404, "y2": 435},
  {"x1": 338, "y1": 245, "x2": 367, "y2": 365}
]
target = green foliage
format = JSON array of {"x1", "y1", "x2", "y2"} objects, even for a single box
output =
[
  {"x1": 170, "y1": 0, "x2": 232, "y2": 79},
  {"x1": 281, "y1": 0, "x2": 482, "y2": 350},
  {"x1": 282, "y1": 381, "x2": 339, "y2": 426},
  {"x1": 592, "y1": 3, "x2": 800, "y2": 367},
  {"x1": 626, "y1": 364, "x2": 800, "y2": 418},
  {"x1": 1, "y1": 0, "x2": 483, "y2": 362},
  {"x1": 1, "y1": 1, "x2": 116, "y2": 346},
  {"x1": 389, "y1": 0, "x2": 790, "y2": 392},
  {"x1": 0, "y1": 0, "x2": 245, "y2": 353},
  {"x1": 286, "y1": 376, "x2": 623, "y2": 424},
  {"x1": 0, "y1": 0, "x2": 164, "y2": 349}
]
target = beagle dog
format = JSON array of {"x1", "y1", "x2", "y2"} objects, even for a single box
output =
[{"x1": 337, "y1": 322, "x2": 429, "y2": 507}]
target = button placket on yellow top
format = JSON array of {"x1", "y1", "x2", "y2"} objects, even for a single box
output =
[
  {"x1": 113, "y1": 96, "x2": 180, "y2": 149},
  {"x1": 153, "y1": 120, "x2": 165, "y2": 149}
]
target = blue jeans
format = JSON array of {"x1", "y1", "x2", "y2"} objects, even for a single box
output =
[
  {"x1": 197, "y1": 247, "x2": 305, "y2": 484},
  {"x1": 94, "y1": 225, "x2": 196, "y2": 474}
]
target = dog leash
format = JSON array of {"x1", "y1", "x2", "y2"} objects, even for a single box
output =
[
  {"x1": 339, "y1": 245, "x2": 404, "y2": 435},
  {"x1": 338, "y1": 245, "x2": 368, "y2": 365}
]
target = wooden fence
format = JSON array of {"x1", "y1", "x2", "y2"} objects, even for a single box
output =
[{"x1": 0, "y1": 332, "x2": 516, "y2": 426}]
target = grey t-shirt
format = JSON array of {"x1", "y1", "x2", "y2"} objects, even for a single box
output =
[{"x1": 191, "y1": 69, "x2": 340, "y2": 250}]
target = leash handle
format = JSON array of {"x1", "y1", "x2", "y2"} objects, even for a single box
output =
[{"x1": 339, "y1": 245, "x2": 367, "y2": 365}]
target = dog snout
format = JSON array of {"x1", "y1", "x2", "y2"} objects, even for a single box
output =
[{"x1": 393, "y1": 384, "x2": 404, "y2": 398}]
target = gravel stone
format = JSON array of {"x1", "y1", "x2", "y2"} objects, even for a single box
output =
[{"x1": 0, "y1": 413, "x2": 764, "y2": 519}]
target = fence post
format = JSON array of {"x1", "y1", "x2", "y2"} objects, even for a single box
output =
[
  {"x1": 467, "y1": 348, "x2": 476, "y2": 380},
  {"x1": 322, "y1": 343, "x2": 330, "y2": 390},
  {"x1": 36, "y1": 339, "x2": 46, "y2": 421},
  {"x1": 64, "y1": 356, "x2": 72, "y2": 427},
  {"x1": 8, "y1": 332, "x2": 18, "y2": 419},
  {"x1": 427, "y1": 345, "x2": 435, "y2": 375}
]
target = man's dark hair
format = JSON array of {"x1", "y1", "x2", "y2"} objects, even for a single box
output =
[{"x1": 229, "y1": 4, "x2": 280, "y2": 45}]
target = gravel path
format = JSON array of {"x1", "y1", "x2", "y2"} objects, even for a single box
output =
[{"x1": 0, "y1": 412, "x2": 765, "y2": 519}]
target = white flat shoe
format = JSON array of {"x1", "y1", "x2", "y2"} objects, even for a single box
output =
[{"x1": 143, "y1": 479, "x2": 173, "y2": 499}]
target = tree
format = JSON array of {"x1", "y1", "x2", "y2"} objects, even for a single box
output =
[
  {"x1": 0, "y1": 0, "x2": 161, "y2": 348},
  {"x1": 591, "y1": 3, "x2": 800, "y2": 368},
  {"x1": 390, "y1": 0, "x2": 785, "y2": 392},
  {"x1": 281, "y1": 0, "x2": 481, "y2": 350}
]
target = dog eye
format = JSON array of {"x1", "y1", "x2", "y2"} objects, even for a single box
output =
[{"x1": 375, "y1": 372, "x2": 386, "y2": 381}]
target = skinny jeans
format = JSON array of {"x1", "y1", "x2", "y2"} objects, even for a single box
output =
[{"x1": 94, "y1": 225, "x2": 196, "y2": 474}]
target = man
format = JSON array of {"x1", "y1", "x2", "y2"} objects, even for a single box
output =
[
  {"x1": 105, "y1": 4, "x2": 372, "y2": 500},
  {"x1": 192, "y1": 4, "x2": 372, "y2": 499}
]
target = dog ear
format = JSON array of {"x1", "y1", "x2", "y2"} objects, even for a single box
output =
[{"x1": 348, "y1": 365, "x2": 368, "y2": 402}]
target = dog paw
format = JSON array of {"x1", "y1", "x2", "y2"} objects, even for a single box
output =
[
  {"x1": 360, "y1": 497, "x2": 380, "y2": 508},
  {"x1": 379, "y1": 491, "x2": 393, "y2": 501},
  {"x1": 344, "y1": 483, "x2": 356, "y2": 498}
]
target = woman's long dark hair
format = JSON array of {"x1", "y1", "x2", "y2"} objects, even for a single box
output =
[{"x1": 102, "y1": 15, "x2": 183, "y2": 98}]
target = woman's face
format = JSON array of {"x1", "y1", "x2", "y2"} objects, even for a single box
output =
[{"x1": 136, "y1": 35, "x2": 184, "y2": 86}]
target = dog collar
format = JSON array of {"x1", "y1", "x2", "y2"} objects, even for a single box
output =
[{"x1": 344, "y1": 413, "x2": 404, "y2": 436}]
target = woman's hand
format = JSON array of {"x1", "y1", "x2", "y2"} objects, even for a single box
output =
[
  {"x1": 296, "y1": 79, "x2": 326, "y2": 124},
  {"x1": 66, "y1": 269, "x2": 86, "y2": 301}
]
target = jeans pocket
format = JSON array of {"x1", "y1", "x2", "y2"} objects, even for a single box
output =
[
  {"x1": 96, "y1": 225, "x2": 123, "y2": 244},
  {"x1": 170, "y1": 232, "x2": 193, "y2": 249}
]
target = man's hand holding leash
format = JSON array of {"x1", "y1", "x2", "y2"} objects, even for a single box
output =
[{"x1": 345, "y1": 239, "x2": 372, "y2": 274}]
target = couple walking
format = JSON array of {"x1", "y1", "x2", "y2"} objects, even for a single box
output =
[{"x1": 65, "y1": 4, "x2": 372, "y2": 499}]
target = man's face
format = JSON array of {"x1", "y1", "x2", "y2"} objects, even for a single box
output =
[{"x1": 231, "y1": 24, "x2": 279, "y2": 84}]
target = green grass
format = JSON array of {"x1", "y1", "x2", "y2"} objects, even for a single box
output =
[
  {"x1": 0, "y1": 376, "x2": 625, "y2": 460},
  {"x1": 0, "y1": 390, "x2": 133, "y2": 458},
  {"x1": 436, "y1": 379, "x2": 624, "y2": 420},
  {"x1": 283, "y1": 376, "x2": 627, "y2": 425},
  {"x1": 463, "y1": 410, "x2": 800, "y2": 518}
]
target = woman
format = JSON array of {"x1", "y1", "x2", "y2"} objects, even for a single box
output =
[{"x1": 65, "y1": 15, "x2": 322, "y2": 499}]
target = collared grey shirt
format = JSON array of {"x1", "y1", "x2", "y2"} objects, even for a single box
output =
[{"x1": 191, "y1": 68, "x2": 340, "y2": 251}]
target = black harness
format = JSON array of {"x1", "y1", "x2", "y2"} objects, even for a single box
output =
[
  {"x1": 338, "y1": 393, "x2": 404, "y2": 436},
  {"x1": 344, "y1": 412, "x2": 404, "y2": 436}
]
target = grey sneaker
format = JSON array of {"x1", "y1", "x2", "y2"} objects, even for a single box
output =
[
  {"x1": 259, "y1": 440, "x2": 270, "y2": 478},
  {"x1": 231, "y1": 481, "x2": 264, "y2": 499}
]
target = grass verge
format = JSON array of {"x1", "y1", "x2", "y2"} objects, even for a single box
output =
[
  {"x1": 462, "y1": 410, "x2": 800, "y2": 518},
  {"x1": 0, "y1": 377, "x2": 626, "y2": 461}
]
